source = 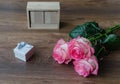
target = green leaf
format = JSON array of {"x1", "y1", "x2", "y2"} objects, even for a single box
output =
[
  {"x1": 69, "y1": 22, "x2": 104, "y2": 38},
  {"x1": 103, "y1": 34, "x2": 120, "y2": 50}
]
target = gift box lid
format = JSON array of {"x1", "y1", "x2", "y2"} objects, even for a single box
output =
[{"x1": 14, "y1": 42, "x2": 34, "y2": 55}]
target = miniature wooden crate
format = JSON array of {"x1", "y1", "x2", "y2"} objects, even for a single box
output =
[{"x1": 27, "y1": 2, "x2": 60, "y2": 29}]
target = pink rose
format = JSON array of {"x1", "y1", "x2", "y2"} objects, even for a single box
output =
[
  {"x1": 68, "y1": 36, "x2": 94, "y2": 60},
  {"x1": 53, "y1": 39, "x2": 71, "y2": 64},
  {"x1": 73, "y1": 55, "x2": 98, "y2": 77}
]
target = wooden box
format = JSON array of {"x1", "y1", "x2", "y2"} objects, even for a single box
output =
[{"x1": 27, "y1": 2, "x2": 60, "y2": 29}]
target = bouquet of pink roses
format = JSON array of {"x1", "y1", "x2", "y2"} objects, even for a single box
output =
[
  {"x1": 53, "y1": 36, "x2": 98, "y2": 77},
  {"x1": 52, "y1": 22, "x2": 120, "y2": 77}
]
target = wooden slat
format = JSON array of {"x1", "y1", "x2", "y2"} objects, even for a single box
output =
[{"x1": 30, "y1": 11, "x2": 44, "y2": 25}]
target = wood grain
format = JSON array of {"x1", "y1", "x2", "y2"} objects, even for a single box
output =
[{"x1": 0, "y1": 0, "x2": 120, "y2": 84}]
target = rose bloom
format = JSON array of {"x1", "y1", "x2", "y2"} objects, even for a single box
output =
[
  {"x1": 53, "y1": 39, "x2": 71, "y2": 64},
  {"x1": 68, "y1": 36, "x2": 94, "y2": 60},
  {"x1": 73, "y1": 55, "x2": 98, "y2": 77}
]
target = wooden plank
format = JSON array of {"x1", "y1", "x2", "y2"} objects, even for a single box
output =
[
  {"x1": 45, "y1": 11, "x2": 59, "y2": 24},
  {"x1": 27, "y1": 2, "x2": 60, "y2": 11},
  {"x1": 30, "y1": 11, "x2": 44, "y2": 25},
  {"x1": 30, "y1": 24, "x2": 59, "y2": 29}
]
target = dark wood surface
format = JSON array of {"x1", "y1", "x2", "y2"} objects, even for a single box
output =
[{"x1": 0, "y1": 0, "x2": 120, "y2": 84}]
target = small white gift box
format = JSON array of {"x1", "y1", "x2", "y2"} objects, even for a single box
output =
[{"x1": 13, "y1": 42, "x2": 34, "y2": 62}]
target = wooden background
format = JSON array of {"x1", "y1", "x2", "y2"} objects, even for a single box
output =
[{"x1": 0, "y1": 0, "x2": 120, "y2": 84}]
